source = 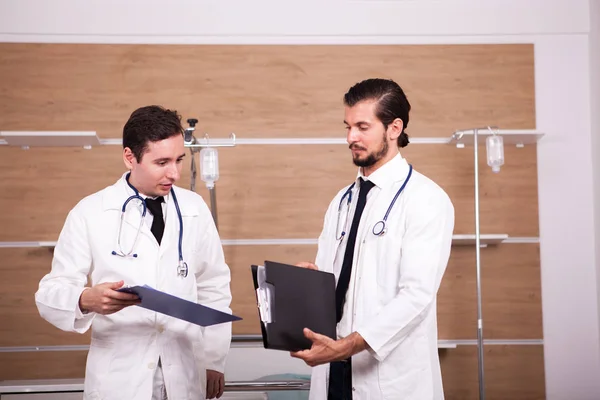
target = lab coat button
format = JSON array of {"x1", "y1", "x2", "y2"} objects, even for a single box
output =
[
  {"x1": 147, "y1": 362, "x2": 156, "y2": 369},
  {"x1": 157, "y1": 325, "x2": 165, "y2": 333}
]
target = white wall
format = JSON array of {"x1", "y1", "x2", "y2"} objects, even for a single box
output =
[
  {"x1": 535, "y1": 33, "x2": 600, "y2": 398},
  {"x1": 1, "y1": 1, "x2": 599, "y2": 398},
  {"x1": 0, "y1": 0, "x2": 590, "y2": 41},
  {"x1": 591, "y1": 0, "x2": 600, "y2": 353}
]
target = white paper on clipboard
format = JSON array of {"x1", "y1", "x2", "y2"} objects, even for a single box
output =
[{"x1": 256, "y1": 265, "x2": 275, "y2": 324}]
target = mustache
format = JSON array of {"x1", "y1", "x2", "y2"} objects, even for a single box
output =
[{"x1": 349, "y1": 143, "x2": 366, "y2": 151}]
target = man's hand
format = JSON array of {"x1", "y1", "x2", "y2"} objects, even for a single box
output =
[
  {"x1": 296, "y1": 262, "x2": 319, "y2": 270},
  {"x1": 290, "y1": 329, "x2": 368, "y2": 367},
  {"x1": 206, "y1": 369, "x2": 224, "y2": 399},
  {"x1": 78, "y1": 281, "x2": 140, "y2": 315}
]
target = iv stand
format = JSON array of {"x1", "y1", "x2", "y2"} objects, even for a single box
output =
[
  {"x1": 183, "y1": 118, "x2": 236, "y2": 231},
  {"x1": 208, "y1": 184, "x2": 219, "y2": 231},
  {"x1": 452, "y1": 126, "x2": 497, "y2": 400},
  {"x1": 473, "y1": 128, "x2": 485, "y2": 400}
]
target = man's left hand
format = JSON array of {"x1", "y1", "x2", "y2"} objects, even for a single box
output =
[
  {"x1": 290, "y1": 328, "x2": 367, "y2": 367},
  {"x1": 206, "y1": 369, "x2": 224, "y2": 399}
]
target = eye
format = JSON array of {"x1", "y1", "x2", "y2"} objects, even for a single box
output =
[
  {"x1": 176, "y1": 158, "x2": 184, "y2": 164},
  {"x1": 158, "y1": 161, "x2": 167, "y2": 166}
]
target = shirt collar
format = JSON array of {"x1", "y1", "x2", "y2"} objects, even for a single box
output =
[
  {"x1": 122, "y1": 172, "x2": 169, "y2": 203},
  {"x1": 354, "y1": 153, "x2": 410, "y2": 189}
]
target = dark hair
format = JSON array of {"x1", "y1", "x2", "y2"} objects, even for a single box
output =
[
  {"x1": 343, "y1": 78, "x2": 411, "y2": 148},
  {"x1": 122, "y1": 105, "x2": 184, "y2": 161}
]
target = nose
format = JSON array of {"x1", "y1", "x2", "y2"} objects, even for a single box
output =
[
  {"x1": 166, "y1": 163, "x2": 180, "y2": 181},
  {"x1": 347, "y1": 127, "x2": 360, "y2": 145}
]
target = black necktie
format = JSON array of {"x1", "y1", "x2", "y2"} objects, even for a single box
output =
[
  {"x1": 335, "y1": 178, "x2": 375, "y2": 323},
  {"x1": 145, "y1": 197, "x2": 165, "y2": 245}
]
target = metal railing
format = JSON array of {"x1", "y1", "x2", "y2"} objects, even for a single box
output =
[
  {"x1": 225, "y1": 380, "x2": 309, "y2": 392},
  {"x1": 0, "y1": 379, "x2": 309, "y2": 394}
]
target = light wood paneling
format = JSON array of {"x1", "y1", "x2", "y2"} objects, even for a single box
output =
[
  {"x1": 0, "y1": 248, "x2": 91, "y2": 347},
  {"x1": 440, "y1": 345, "x2": 546, "y2": 400},
  {"x1": 438, "y1": 243, "x2": 543, "y2": 340},
  {"x1": 0, "y1": 243, "x2": 541, "y2": 343},
  {"x1": 0, "y1": 42, "x2": 541, "y2": 393},
  {"x1": 0, "y1": 351, "x2": 87, "y2": 380},
  {"x1": 0, "y1": 143, "x2": 539, "y2": 242},
  {"x1": 0, "y1": 44, "x2": 534, "y2": 138},
  {"x1": 0, "y1": 344, "x2": 545, "y2": 399}
]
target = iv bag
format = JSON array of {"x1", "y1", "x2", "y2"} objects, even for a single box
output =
[
  {"x1": 200, "y1": 147, "x2": 219, "y2": 188},
  {"x1": 486, "y1": 134, "x2": 504, "y2": 173}
]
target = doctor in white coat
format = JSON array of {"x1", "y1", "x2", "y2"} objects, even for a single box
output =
[
  {"x1": 35, "y1": 105, "x2": 233, "y2": 400},
  {"x1": 293, "y1": 79, "x2": 455, "y2": 400}
]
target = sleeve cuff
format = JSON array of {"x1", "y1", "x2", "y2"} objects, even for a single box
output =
[
  {"x1": 74, "y1": 287, "x2": 90, "y2": 319},
  {"x1": 73, "y1": 287, "x2": 96, "y2": 332},
  {"x1": 356, "y1": 327, "x2": 385, "y2": 362}
]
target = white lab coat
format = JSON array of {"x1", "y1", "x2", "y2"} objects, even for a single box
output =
[
  {"x1": 35, "y1": 173, "x2": 232, "y2": 400},
  {"x1": 308, "y1": 155, "x2": 454, "y2": 400}
]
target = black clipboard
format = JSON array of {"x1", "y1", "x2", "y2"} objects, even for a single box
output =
[{"x1": 250, "y1": 260, "x2": 336, "y2": 352}]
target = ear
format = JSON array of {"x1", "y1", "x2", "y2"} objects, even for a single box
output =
[
  {"x1": 123, "y1": 147, "x2": 136, "y2": 170},
  {"x1": 387, "y1": 118, "x2": 404, "y2": 141}
]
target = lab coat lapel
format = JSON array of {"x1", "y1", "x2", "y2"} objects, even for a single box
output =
[
  {"x1": 112, "y1": 175, "x2": 156, "y2": 244},
  {"x1": 159, "y1": 192, "x2": 178, "y2": 257},
  {"x1": 122, "y1": 197, "x2": 154, "y2": 243}
]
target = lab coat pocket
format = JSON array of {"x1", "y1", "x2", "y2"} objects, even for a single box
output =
[
  {"x1": 88, "y1": 337, "x2": 113, "y2": 367},
  {"x1": 85, "y1": 337, "x2": 114, "y2": 396},
  {"x1": 374, "y1": 233, "x2": 403, "y2": 298},
  {"x1": 377, "y1": 335, "x2": 431, "y2": 400}
]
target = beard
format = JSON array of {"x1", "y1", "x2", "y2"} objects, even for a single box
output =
[{"x1": 351, "y1": 134, "x2": 389, "y2": 168}]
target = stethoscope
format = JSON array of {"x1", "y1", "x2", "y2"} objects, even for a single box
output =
[
  {"x1": 111, "y1": 173, "x2": 189, "y2": 278},
  {"x1": 336, "y1": 164, "x2": 413, "y2": 239}
]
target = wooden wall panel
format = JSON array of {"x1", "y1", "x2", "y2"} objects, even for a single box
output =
[
  {"x1": 0, "y1": 43, "x2": 542, "y2": 391},
  {"x1": 0, "y1": 44, "x2": 534, "y2": 138},
  {"x1": 438, "y1": 243, "x2": 543, "y2": 339},
  {"x1": 0, "y1": 344, "x2": 545, "y2": 399},
  {"x1": 0, "y1": 248, "x2": 91, "y2": 347},
  {"x1": 0, "y1": 143, "x2": 539, "y2": 242},
  {"x1": 440, "y1": 345, "x2": 546, "y2": 400},
  {"x1": 0, "y1": 351, "x2": 87, "y2": 380},
  {"x1": 0, "y1": 243, "x2": 541, "y2": 343}
]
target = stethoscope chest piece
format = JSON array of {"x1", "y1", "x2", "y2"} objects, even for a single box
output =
[
  {"x1": 372, "y1": 220, "x2": 387, "y2": 236},
  {"x1": 177, "y1": 261, "x2": 189, "y2": 278}
]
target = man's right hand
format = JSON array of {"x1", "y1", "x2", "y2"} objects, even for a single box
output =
[
  {"x1": 296, "y1": 262, "x2": 319, "y2": 271},
  {"x1": 78, "y1": 280, "x2": 140, "y2": 315}
]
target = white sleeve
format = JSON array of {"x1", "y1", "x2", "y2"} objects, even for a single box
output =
[{"x1": 35, "y1": 207, "x2": 96, "y2": 333}]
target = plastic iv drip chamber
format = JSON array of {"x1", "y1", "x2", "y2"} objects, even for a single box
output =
[
  {"x1": 200, "y1": 147, "x2": 219, "y2": 189},
  {"x1": 486, "y1": 132, "x2": 504, "y2": 173}
]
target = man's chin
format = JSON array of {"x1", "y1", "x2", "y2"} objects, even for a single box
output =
[{"x1": 352, "y1": 156, "x2": 375, "y2": 168}]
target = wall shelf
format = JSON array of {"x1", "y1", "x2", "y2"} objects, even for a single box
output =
[
  {"x1": 0, "y1": 338, "x2": 543, "y2": 355},
  {"x1": 450, "y1": 129, "x2": 544, "y2": 147},
  {"x1": 452, "y1": 234, "x2": 509, "y2": 246},
  {"x1": 0, "y1": 131, "x2": 100, "y2": 148},
  {"x1": 0, "y1": 131, "x2": 545, "y2": 147},
  {"x1": 0, "y1": 234, "x2": 517, "y2": 249}
]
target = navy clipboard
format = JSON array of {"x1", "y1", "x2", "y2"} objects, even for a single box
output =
[{"x1": 117, "y1": 285, "x2": 241, "y2": 327}]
